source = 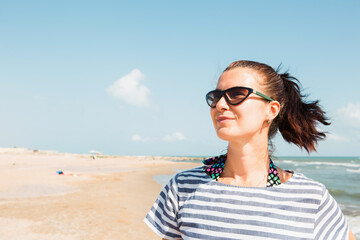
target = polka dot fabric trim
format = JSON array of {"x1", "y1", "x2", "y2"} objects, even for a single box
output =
[
  {"x1": 267, "y1": 161, "x2": 281, "y2": 187},
  {"x1": 202, "y1": 154, "x2": 226, "y2": 180},
  {"x1": 202, "y1": 154, "x2": 281, "y2": 187}
]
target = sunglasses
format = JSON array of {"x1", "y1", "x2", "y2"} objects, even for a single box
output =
[{"x1": 206, "y1": 86, "x2": 274, "y2": 108}]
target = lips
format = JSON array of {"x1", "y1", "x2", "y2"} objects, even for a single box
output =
[{"x1": 217, "y1": 115, "x2": 235, "y2": 123}]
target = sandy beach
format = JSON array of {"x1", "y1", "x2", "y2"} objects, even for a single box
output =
[
  {"x1": 2, "y1": 148, "x2": 359, "y2": 239},
  {"x1": 0, "y1": 148, "x2": 199, "y2": 240}
]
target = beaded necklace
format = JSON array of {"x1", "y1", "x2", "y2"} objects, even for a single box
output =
[{"x1": 202, "y1": 154, "x2": 281, "y2": 187}]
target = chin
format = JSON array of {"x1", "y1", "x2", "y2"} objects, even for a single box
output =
[
  {"x1": 216, "y1": 128, "x2": 237, "y2": 141},
  {"x1": 216, "y1": 127, "x2": 255, "y2": 142}
]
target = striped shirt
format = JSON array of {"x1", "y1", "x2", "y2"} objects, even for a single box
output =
[{"x1": 144, "y1": 166, "x2": 349, "y2": 240}]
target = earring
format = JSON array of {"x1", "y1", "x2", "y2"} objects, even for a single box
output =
[{"x1": 267, "y1": 119, "x2": 271, "y2": 124}]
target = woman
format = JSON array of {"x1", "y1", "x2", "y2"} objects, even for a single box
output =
[{"x1": 144, "y1": 60, "x2": 355, "y2": 240}]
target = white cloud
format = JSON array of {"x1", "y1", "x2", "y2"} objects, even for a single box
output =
[
  {"x1": 337, "y1": 102, "x2": 360, "y2": 127},
  {"x1": 163, "y1": 132, "x2": 186, "y2": 142},
  {"x1": 131, "y1": 134, "x2": 151, "y2": 142},
  {"x1": 107, "y1": 69, "x2": 150, "y2": 107},
  {"x1": 326, "y1": 133, "x2": 349, "y2": 142}
]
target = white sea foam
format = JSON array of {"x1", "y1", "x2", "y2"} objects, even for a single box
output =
[
  {"x1": 346, "y1": 168, "x2": 360, "y2": 173},
  {"x1": 281, "y1": 160, "x2": 300, "y2": 166},
  {"x1": 279, "y1": 160, "x2": 360, "y2": 168}
]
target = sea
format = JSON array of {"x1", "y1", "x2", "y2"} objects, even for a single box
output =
[{"x1": 154, "y1": 156, "x2": 360, "y2": 238}]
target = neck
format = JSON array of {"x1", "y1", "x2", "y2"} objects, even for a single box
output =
[{"x1": 221, "y1": 136, "x2": 270, "y2": 186}]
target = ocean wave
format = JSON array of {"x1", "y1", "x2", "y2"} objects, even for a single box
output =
[
  {"x1": 279, "y1": 160, "x2": 360, "y2": 168},
  {"x1": 346, "y1": 168, "x2": 360, "y2": 173},
  {"x1": 329, "y1": 189, "x2": 360, "y2": 200}
]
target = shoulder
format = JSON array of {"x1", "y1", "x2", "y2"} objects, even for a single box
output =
[
  {"x1": 160, "y1": 166, "x2": 210, "y2": 198},
  {"x1": 290, "y1": 171, "x2": 325, "y2": 188},
  {"x1": 282, "y1": 171, "x2": 327, "y2": 198},
  {"x1": 173, "y1": 166, "x2": 208, "y2": 183},
  {"x1": 173, "y1": 155, "x2": 225, "y2": 183}
]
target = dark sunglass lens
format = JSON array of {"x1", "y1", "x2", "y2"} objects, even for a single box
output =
[
  {"x1": 226, "y1": 88, "x2": 249, "y2": 104},
  {"x1": 206, "y1": 91, "x2": 221, "y2": 107}
]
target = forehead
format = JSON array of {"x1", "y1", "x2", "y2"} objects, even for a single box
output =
[{"x1": 217, "y1": 68, "x2": 264, "y2": 90}]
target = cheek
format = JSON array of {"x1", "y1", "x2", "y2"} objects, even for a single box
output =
[
  {"x1": 210, "y1": 109, "x2": 217, "y2": 127},
  {"x1": 237, "y1": 106, "x2": 266, "y2": 128},
  {"x1": 231, "y1": 104, "x2": 267, "y2": 131}
]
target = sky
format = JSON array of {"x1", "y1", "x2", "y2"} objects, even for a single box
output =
[{"x1": 0, "y1": 0, "x2": 359, "y2": 156}]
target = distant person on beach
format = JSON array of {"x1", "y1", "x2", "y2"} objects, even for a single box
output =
[{"x1": 144, "y1": 60, "x2": 356, "y2": 240}]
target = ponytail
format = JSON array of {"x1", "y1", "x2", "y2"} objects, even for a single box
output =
[
  {"x1": 274, "y1": 73, "x2": 330, "y2": 153},
  {"x1": 223, "y1": 60, "x2": 330, "y2": 153}
]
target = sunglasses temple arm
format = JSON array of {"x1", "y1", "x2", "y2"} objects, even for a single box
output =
[{"x1": 255, "y1": 91, "x2": 274, "y2": 101}]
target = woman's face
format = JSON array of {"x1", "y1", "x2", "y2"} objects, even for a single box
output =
[{"x1": 210, "y1": 67, "x2": 270, "y2": 142}]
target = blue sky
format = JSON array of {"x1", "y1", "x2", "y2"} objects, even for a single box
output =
[{"x1": 0, "y1": 0, "x2": 359, "y2": 156}]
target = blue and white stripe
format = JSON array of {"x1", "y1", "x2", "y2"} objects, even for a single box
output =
[{"x1": 145, "y1": 166, "x2": 349, "y2": 240}]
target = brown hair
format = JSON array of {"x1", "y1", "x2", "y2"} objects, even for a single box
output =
[{"x1": 224, "y1": 60, "x2": 330, "y2": 153}]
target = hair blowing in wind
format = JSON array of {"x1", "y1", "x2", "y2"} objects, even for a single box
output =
[{"x1": 224, "y1": 60, "x2": 330, "y2": 153}]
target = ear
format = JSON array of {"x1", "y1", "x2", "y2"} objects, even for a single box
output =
[{"x1": 266, "y1": 101, "x2": 280, "y2": 121}]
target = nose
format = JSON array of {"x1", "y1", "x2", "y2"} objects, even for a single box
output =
[{"x1": 216, "y1": 95, "x2": 229, "y2": 111}]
